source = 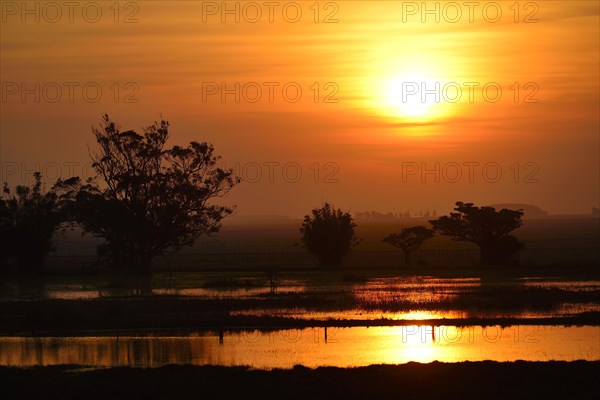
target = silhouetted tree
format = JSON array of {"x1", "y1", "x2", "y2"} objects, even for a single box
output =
[
  {"x1": 429, "y1": 201, "x2": 524, "y2": 265},
  {"x1": 383, "y1": 226, "x2": 435, "y2": 266},
  {"x1": 65, "y1": 115, "x2": 239, "y2": 274},
  {"x1": 0, "y1": 173, "x2": 66, "y2": 271},
  {"x1": 300, "y1": 203, "x2": 359, "y2": 267}
]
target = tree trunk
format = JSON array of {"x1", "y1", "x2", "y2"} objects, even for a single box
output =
[
  {"x1": 318, "y1": 252, "x2": 344, "y2": 268},
  {"x1": 135, "y1": 252, "x2": 154, "y2": 275},
  {"x1": 479, "y1": 246, "x2": 491, "y2": 265}
]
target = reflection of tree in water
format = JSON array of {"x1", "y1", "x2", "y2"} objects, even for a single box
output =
[
  {"x1": 124, "y1": 337, "x2": 203, "y2": 366},
  {"x1": 5, "y1": 337, "x2": 206, "y2": 367}
]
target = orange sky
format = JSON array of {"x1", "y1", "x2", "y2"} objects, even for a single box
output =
[{"x1": 1, "y1": 1, "x2": 598, "y2": 216}]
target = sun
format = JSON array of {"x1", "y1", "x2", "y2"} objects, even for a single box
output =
[
  {"x1": 375, "y1": 66, "x2": 457, "y2": 123},
  {"x1": 361, "y1": 48, "x2": 465, "y2": 124},
  {"x1": 384, "y1": 75, "x2": 442, "y2": 119}
]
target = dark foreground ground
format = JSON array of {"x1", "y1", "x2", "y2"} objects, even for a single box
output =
[{"x1": 2, "y1": 361, "x2": 599, "y2": 400}]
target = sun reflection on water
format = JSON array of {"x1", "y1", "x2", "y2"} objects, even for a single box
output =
[{"x1": 1, "y1": 326, "x2": 598, "y2": 369}]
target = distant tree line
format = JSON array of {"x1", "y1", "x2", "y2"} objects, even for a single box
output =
[
  {"x1": 355, "y1": 209, "x2": 438, "y2": 220},
  {"x1": 1, "y1": 115, "x2": 526, "y2": 274},
  {"x1": 303, "y1": 202, "x2": 524, "y2": 267}
]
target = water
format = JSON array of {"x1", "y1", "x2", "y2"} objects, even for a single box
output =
[
  {"x1": 1, "y1": 325, "x2": 598, "y2": 369},
  {"x1": 228, "y1": 304, "x2": 598, "y2": 320},
  {"x1": 1, "y1": 276, "x2": 598, "y2": 320},
  {"x1": 2, "y1": 276, "x2": 598, "y2": 299}
]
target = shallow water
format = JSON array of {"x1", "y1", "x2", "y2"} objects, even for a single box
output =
[
  {"x1": 228, "y1": 304, "x2": 599, "y2": 320},
  {"x1": 1, "y1": 276, "x2": 598, "y2": 320},
  {"x1": 1, "y1": 325, "x2": 598, "y2": 369},
  {"x1": 2, "y1": 276, "x2": 598, "y2": 300}
]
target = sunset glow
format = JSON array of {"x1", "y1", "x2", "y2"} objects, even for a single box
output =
[
  {"x1": 1, "y1": 1, "x2": 598, "y2": 215},
  {"x1": 0, "y1": 2, "x2": 599, "y2": 397}
]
